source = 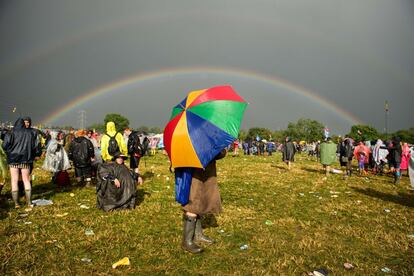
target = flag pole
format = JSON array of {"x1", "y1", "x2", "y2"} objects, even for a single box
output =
[{"x1": 385, "y1": 101, "x2": 389, "y2": 137}]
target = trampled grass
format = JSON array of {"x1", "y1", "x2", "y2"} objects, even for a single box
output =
[{"x1": 0, "y1": 153, "x2": 413, "y2": 275}]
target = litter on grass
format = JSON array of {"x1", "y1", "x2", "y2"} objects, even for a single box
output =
[
  {"x1": 81, "y1": 258, "x2": 92, "y2": 263},
  {"x1": 381, "y1": 267, "x2": 391, "y2": 273},
  {"x1": 112, "y1": 257, "x2": 130, "y2": 269},
  {"x1": 240, "y1": 244, "x2": 249, "y2": 250},
  {"x1": 343, "y1": 263, "x2": 354, "y2": 269},
  {"x1": 308, "y1": 268, "x2": 328, "y2": 276},
  {"x1": 32, "y1": 199, "x2": 53, "y2": 206},
  {"x1": 85, "y1": 229, "x2": 95, "y2": 236},
  {"x1": 384, "y1": 208, "x2": 391, "y2": 213},
  {"x1": 55, "y1": 213, "x2": 68, "y2": 217},
  {"x1": 80, "y1": 205, "x2": 90, "y2": 209}
]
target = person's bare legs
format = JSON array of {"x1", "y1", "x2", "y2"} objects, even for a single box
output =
[
  {"x1": 10, "y1": 168, "x2": 20, "y2": 208},
  {"x1": 21, "y1": 168, "x2": 33, "y2": 207}
]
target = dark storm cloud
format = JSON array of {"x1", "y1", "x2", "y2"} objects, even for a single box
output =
[{"x1": 0, "y1": 0, "x2": 413, "y2": 134}]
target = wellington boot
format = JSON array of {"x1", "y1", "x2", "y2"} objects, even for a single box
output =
[
  {"x1": 182, "y1": 215, "x2": 203, "y2": 254},
  {"x1": 194, "y1": 217, "x2": 215, "y2": 244}
]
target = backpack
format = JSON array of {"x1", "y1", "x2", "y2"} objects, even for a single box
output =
[
  {"x1": 106, "y1": 132, "x2": 120, "y2": 156},
  {"x1": 134, "y1": 136, "x2": 145, "y2": 157}
]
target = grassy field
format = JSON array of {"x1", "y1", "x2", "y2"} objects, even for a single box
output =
[{"x1": 0, "y1": 152, "x2": 413, "y2": 275}]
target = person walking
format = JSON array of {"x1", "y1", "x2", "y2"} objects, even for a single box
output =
[
  {"x1": 2, "y1": 118, "x2": 37, "y2": 208},
  {"x1": 340, "y1": 137, "x2": 354, "y2": 178},
  {"x1": 125, "y1": 128, "x2": 144, "y2": 175},
  {"x1": 100, "y1": 122, "x2": 127, "y2": 162},
  {"x1": 320, "y1": 137, "x2": 337, "y2": 177},
  {"x1": 354, "y1": 141, "x2": 371, "y2": 176},
  {"x1": 400, "y1": 143, "x2": 411, "y2": 177},
  {"x1": 68, "y1": 130, "x2": 95, "y2": 186},
  {"x1": 282, "y1": 137, "x2": 296, "y2": 170},
  {"x1": 386, "y1": 137, "x2": 402, "y2": 184},
  {"x1": 179, "y1": 149, "x2": 227, "y2": 254}
]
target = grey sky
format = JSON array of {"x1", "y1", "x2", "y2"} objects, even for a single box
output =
[{"x1": 0, "y1": 0, "x2": 413, "y2": 134}]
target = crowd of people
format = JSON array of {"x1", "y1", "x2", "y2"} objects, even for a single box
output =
[
  {"x1": 0, "y1": 119, "x2": 146, "y2": 210},
  {"x1": 0, "y1": 117, "x2": 413, "y2": 254}
]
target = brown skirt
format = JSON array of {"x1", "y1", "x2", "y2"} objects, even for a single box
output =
[{"x1": 182, "y1": 163, "x2": 222, "y2": 215}]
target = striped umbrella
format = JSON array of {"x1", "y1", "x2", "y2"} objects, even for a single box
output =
[{"x1": 164, "y1": 85, "x2": 247, "y2": 169}]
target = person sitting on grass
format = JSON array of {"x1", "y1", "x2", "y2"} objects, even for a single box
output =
[{"x1": 96, "y1": 152, "x2": 142, "y2": 212}]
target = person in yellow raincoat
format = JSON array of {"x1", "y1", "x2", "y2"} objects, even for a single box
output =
[{"x1": 100, "y1": 122, "x2": 127, "y2": 162}]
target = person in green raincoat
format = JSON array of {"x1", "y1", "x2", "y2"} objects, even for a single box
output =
[
  {"x1": 0, "y1": 138, "x2": 8, "y2": 194},
  {"x1": 320, "y1": 137, "x2": 337, "y2": 176}
]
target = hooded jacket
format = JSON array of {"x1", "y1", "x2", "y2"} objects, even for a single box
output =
[
  {"x1": 68, "y1": 136, "x2": 95, "y2": 168},
  {"x1": 22, "y1": 116, "x2": 42, "y2": 157},
  {"x1": 2, "y1": 118, "x2": 36, "y2": 164},
  {"x1": 282, "y1": 137, "x2": 296, "y2": 162},
  {"x1": 100, "y1": 122, "x2": 127, "y2": 161}
]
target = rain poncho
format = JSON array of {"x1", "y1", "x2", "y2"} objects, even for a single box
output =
[
  {"x1": 401, "y1": 143, "x2": 411, "y2": 170},
  {"x1": 42, "y1": 133, "x2": 71, "y2": 172},
  {"x1": 100, "y1": 122, "x2": 127, "y2": 162},
  {"x1": 96, "y1": 162, "x2": 137, "y2": 211},
  {"x1": 409, "y1": 147, "x2": 414, "y2": 188},
  {"x1": 0, "y1": 139, "x2": 8, "y2": 183},
  {"x1": 372, "y1": 139, "x2": 389, "y2": 165},
  {"x1": 320, "y1": 140, "x2": 337, "y2": 165},
  {"x1": 354, "y1": 143, "x2": 370, "y2": 164}
]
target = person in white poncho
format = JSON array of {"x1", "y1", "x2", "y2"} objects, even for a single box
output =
[
  {"x1": 372, "y1": 139, "x2": 389, "y2": 175},
  {"x1": 42, "y1": 131, "x2": 71, "y2": 183}
]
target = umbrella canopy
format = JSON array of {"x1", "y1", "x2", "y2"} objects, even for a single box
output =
[{"x1": 164, "y1": 85, "x2": 247, "y2": 168}]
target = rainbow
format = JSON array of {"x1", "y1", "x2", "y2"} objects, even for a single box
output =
[{"x1": 41, "y1": 66, "x2": 362, "y2": 125}]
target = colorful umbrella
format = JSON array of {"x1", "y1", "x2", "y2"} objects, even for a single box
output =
[{"x1": 164, "y1": 85, "x2": 247, "y2": 168}]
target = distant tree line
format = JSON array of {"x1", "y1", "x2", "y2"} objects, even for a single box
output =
[{"x1": 48, "y1": 113, "x2": 414, "y2": 143}]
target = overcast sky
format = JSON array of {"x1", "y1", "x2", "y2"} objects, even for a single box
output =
[{"x1": 0, "y1": 0, "x2": 413, "y2": 134}]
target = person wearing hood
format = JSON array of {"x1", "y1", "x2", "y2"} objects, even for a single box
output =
[
  {"x1": 2, "y1": 118, "x2": 37, "y2": 208},
  {"x1": 400, "y1": 143, "x2": 411, "y2": 177},
  {"x1": 96, "y1": 152, "x2": 137, "y2": 211},
  {"x1": 339, "y1": 137, "x2": 354, "y2": 178},
  {"x1": 68, "y1": 130, "x2": 95, "y2": 186},
  {"x1": 42, "y1": 131, "x2": 71, "y2": 183},
  {"x1": 125, "y1": 128, "x2": 144, "y2": 175},
  {"x1": 282, "y1": 136, "x2": 296, "y2": 170},
  {"x1": 100, "y1": 122, "x2": 127, "y2": 162},
  {"x1": 386, "y1": 137, "x2": 402, "y2": 184},
  {"x1": 320, "y1": 137, "x2": 338, "y2": 177},
  {"x1": 372, "y1": 139, "x2": 389, "y2": 175}
]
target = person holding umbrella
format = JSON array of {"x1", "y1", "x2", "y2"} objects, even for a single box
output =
[{"x1": 164, "y1": 86, "x2": 247, "y2": 254}]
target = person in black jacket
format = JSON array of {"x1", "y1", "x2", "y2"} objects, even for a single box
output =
[
  {"x1": 387, "y1": 136, "x2": 403, "y2": 184},
  {"x1": 68, "y1": 129, "x2": 95, "y2": 186},
  {"x1": 125, "y1": 128, "x2": 143, "y2": 174},
  {"x1": 340, "y1": 137, "x2": 354, "y2": 178},
  {"x1": 282, "y1": 136, "x2": 296, "y2": 170},
  {"x1": 2, "y1": 118, "x2": 36, "y2": 208}
]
